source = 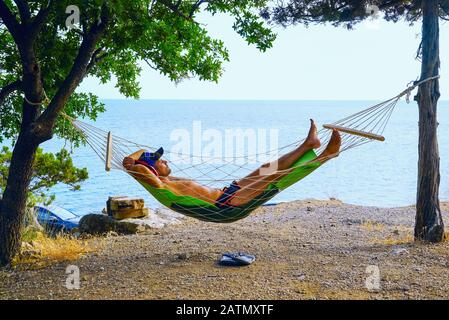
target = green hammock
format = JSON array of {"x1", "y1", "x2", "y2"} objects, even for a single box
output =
[{"x1": 136, "y1": 150, "x2": 321, "y2": 223}]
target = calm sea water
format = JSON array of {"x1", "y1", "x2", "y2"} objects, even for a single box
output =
[{"x1": 32, "y1": 100, "x2": 449, "y2": 215}]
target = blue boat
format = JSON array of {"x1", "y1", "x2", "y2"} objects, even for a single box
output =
[{"x1": 35, "y1": 204, "x2": 81, "y2": 233}]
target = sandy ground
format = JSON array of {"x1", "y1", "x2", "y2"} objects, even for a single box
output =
[{"x1": 1, "y1": 199, "x2": 449, "y2": 300}]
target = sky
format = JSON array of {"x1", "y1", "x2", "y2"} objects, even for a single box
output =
[{"x1": 78, "y1": 12, "x2": 449, "y2": 101}]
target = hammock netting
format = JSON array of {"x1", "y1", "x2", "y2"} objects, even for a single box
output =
[{"x1": 62, "y1": 77, "x2": 437, "y2": 223}]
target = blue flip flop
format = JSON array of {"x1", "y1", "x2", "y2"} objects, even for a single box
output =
[{"x1": 218, "y1": 252, "x2": 256, "y2": 266}]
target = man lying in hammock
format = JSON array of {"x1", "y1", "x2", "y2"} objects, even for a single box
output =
[{"x1": 122, "y1": 120, "x2": 341, "y2": 209}]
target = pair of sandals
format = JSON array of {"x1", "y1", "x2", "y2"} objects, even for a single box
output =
[{"x1": 218, "y1": 252, "x2": 256, "y2": 266}]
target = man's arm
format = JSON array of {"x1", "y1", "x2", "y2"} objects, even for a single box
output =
[
  {"x1": 127, "y1": 149, "x2": 146, "y2": 161},
  {"x1": 122, "y1": 149, "x2": 164, "y2": 188},
  {"x1": 123, "y1": 149, "x2": 143, "y2": 172},
  {"x1": 127, "y1": 163, "x2": 164, "y2": 189}
]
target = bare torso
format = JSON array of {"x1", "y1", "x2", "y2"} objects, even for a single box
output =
[
  {"x1": 127, "y1": 162, "x2": 222, "y2": 204},
  {"x1": 160, "y1": 177, "x2": 223, "y2": 204}
]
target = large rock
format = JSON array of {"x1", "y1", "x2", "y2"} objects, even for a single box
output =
[
  {"x1": 124, "y1": 208, "x2": 187, "y2": 229},
  {"x1": 79, "y1": 214, "x2": 146, "y2": 235},
  {"x1": 79, "y1": 208, "x2": 187, "y2": 235}
]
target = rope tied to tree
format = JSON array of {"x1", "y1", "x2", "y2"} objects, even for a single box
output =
[
  {"x1": 23, "y1": 88, "x2": 50, "y2": 106},
  {"x1": 403, "y1": 75, "x2": 440, "y2": 103}
]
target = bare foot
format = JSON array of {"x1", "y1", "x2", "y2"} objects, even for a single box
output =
[
  {"x1": 317, "y1": 129, "x2": 341, "y2": 162},
  {"x1": 305, "y1": 119, "x2": 321, "y2": 149}
]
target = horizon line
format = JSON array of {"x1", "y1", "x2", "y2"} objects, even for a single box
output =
[{"x1": 99, "y1": 98, "x2": 449, "y2": 102}]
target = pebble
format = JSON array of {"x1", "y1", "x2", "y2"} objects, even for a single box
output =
[
  {"x1": 399, "y1": 285, "x2": 411, "y2": 292},
  {"x1": 392, "y1": 248, "x2": 409, "y2": 255},
  {"x1": 176, "y1": 253, "x2": 189, "y2": 260}
]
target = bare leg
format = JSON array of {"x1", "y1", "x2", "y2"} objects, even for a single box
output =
[
  {"x1": 230, "y1": 127, "x2": 341, "y2": 207},
  {"x1": 231, "y1": 120, "x2": 325, "y2": 206},
  {"x1": 237, "y1": 119, "x2": 320, "y2": 187},
  {"x1": 316, "y1": 129, "x2": 341, "y2": 163}
]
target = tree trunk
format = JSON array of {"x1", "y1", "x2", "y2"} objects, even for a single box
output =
[
  {"x1": 414, "y1": 0, "x2": 444, "y2": 242},
  {"x1": 0, "y1": 26, "x2": 48, "y2": 267},
  {"x1": 0, "y1": 132, "x2": 38, "y2": 266}
]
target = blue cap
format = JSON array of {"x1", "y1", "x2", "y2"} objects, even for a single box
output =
[{"x1": 139, "y1": 147, "x2": 164, "y2": 167}]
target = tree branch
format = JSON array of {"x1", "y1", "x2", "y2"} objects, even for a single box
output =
[
  {"x1": 0, "y1": 0, "x2": 21, "y2": 39},
  {"x1": 34, "y1": 6, "x2": 110, "y2": 139},
  {"x1": 157, "y1": 0, "x2": 181, "y2": 12},
  {"x1": 378, "y1": 0, "x2": 407, "y2": 11},
  {"x1": 13, "y1": 0, "x2": 30, "y2": 23},
  {"x1": 441, "y1": 2, "x2": 449, "y2": 18},
  {"x1": 156, "y1": 0, "x2": 193, "y2": 21},
  {"x1": 85, "y1": 47, "x2": 108, "y2": 73},
  {"x1": 189, "y1": 0, "x2": 209, "y2": 18},
  {"x1": 28, "y1": 0, "x2": 54, "y2": 41},
  {"x1": 143, "y1": 58, "x2": 158, "y2": 71},
  {"x1": 0, "y1": 80, "x2": 22, "y2": 105}
]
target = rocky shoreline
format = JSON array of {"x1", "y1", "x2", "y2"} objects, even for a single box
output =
[{"x1": 1, "y1": 199, "x2": 449, "y2": 300}]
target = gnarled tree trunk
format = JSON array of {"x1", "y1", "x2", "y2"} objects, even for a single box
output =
[
  {"x1": 0, "y1": 133, "x2": 38, "y2": 266},
  {"x1": 414, "y1": 0, "x2": 444, "y2": 242},
  {"x1": 0, "y1": 42, "x2": 46, "y2": 267}
]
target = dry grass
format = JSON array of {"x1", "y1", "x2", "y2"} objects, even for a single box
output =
[
  {"x1": 393, "y1": 225, "x2": 413, "y2": 233},
  {"x1": 372, "y1": 234, "x2": 414, "y2": 245},
  {"x1": 290, "y1": 280, "x2": 374, "y2": 300},
  {"x1": 361, "y1": 220, "x2": 385, "y2": 232},
  {"x1": 13, "y1": 232, "x2": 97, "y2": 268},
  {"x1": 371, "y1": 229, "x2": 449, "y2": 246}
]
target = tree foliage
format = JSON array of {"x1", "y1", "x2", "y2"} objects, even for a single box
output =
[
  {"x1": 261, "y1": 0, "x2": 449, "y2": 28},
  {"x1": 0, "y1": 146, "x2": 88, "y2": 206},
  {"x1": 0, "y1": 0, "x2": 276, "y2": 146}
]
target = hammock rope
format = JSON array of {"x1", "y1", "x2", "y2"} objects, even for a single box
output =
[{"x1": 60, "y1": 76, "x2": 438, "y2": 223}]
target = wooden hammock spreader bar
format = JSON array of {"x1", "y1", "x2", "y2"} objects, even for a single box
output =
[
  {"x1": 322, "y1": 124, "x2": 385, "y2": 142},
  {"x1": 105, "y1": 131, "x2": 113, "y2": 171}
]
